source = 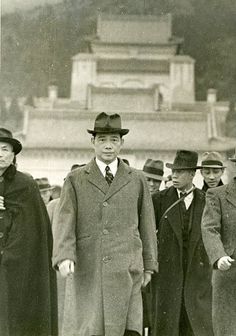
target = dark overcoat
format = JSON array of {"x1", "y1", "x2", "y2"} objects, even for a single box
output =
[
  {"x1": 52, "y1": 159, "x2": 158, "y2": 336},
  {"x1": 0, "y1": 165, "x2": 58, "y2": 336},
  {"x1": 201, "y1": 180, "x2": 236, "y2": 336},
  {"x1": 152, "y1": 186, "x2": 213, "y2": 336}
]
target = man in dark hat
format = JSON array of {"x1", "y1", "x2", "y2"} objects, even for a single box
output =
[
  {"x1": 0, "y1": 128, "x2": 57, "y2": 336},
  {"x1": 200, "y1": 151, "x2": 225, "y2": 192},
  {"x1": 52, "y1": 112, "x2": 157, "y2": 336},
  {"x1": 143, "y1": 159, "x2": 167, "y2": 194},
  {"x1": 152, "y1": 150, "x2": 213, "y2": 336},
  {"x1": 35, "y1": 177, "x2": 54, "y2": 205},
  {"x1": 201, "y1": 151, "x2": 236, "y2": 336}
]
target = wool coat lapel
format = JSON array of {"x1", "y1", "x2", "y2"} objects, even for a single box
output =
[
  {"x1": 188, "y1": 189, "x2": 205, "y2": 266},
  {"x1": 104, "y1": 160, "x2": 132, "y2": 201},
  {"x1": 85, "y1": 159, "x2": 109, "y2": 195},
  {"x1": 85, "y1": 159, "x2": 132, "y2": 201},
  {"x1": 165, "y1": 187, "x2": 183, "y2": 249},
  {"x1": 226, "y1": 181, "x2": 236, "y2": 208}
]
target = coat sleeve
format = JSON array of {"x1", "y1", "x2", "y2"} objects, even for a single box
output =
[
  {"x1": 138, "y1": 173, "x2": 158, "y2": 272},
  {"x1": 152, "y1": 191, "x2": 162, "y2": 231},
  {"x1": 201, "y1": 189, "x2": 226, "y2": 266},
  {"x1": 52, "y1": 175, "x2": 77, "y2": 268}
]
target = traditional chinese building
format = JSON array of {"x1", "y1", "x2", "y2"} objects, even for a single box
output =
[{"x1": 13, "y1": 14, "x2": 236, "y2": 186}]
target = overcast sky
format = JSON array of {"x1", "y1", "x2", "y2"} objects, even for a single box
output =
[{"x1": 2, "y1": 0, "x2": 62, "y2": 14}]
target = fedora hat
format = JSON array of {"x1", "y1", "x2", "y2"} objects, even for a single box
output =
[
  {"x1": 229, "y1": 149, "x2": 236, "y2": 162},
  {"x1": 200, "y1": 151, "x2": 226, "y2": 168},
  {"x1": 0, "y1": 128, "x2": 22, "y2": 154},
  {"x1": 166, "y1": 150, "x2": 199, "y2": 170},
  {"x1": 35, "y1": 177, "x2": 54, "y2": 191},
  {"x1": 87, "y1": 112, "x2": 129, "y2": 136},
  {"x1": 143, "y1": 159, "x2": 167, "y2": 181}
]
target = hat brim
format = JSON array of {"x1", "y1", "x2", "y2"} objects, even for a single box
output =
[
  {"x1": 166, "y1": 163, "x2": 199, "y2": 170},
  {"x1": 0, "y1": 137, "x2": 22, "y2": 154},
  {"x1": 200, "y1": 164, "x2": 226, "y2": 169},
  {"x1": 87, "y1": 129, "x2": 129, "y2": 136},
  {"x1": 143, "y1": 171, "x2": 167, "y2": 181},
  {"x1": 229, "y1": 157, "x2": 236, "y2": 162},
  {"x1": 39, "y1": 186, "x2": 54, "y2": 192}
]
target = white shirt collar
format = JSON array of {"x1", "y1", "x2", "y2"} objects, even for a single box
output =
[
  {"x1": 176, "y1": 185, "x2": 194, "y2": 198},
  {"x1": 177, "y1": 186, "x2": 194, "y2": 210},
  {"x1": 95, "y1": 158, "x2": 118, "y2": 177}
]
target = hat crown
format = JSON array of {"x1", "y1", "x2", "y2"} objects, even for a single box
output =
[
  {"x1": 167, "y1": 150, "x2": 198, "y2": 170},
  {"x1": 87, "y1": 112, "x2": 129, "y2": 136},
  {"x1": 143, "y1": 159, "x2": 165, "y2": 180},
  {"x1": 95, "y1": 112, "x2": 121, "y2": 130},
  {"x1": 202, "y1": 151, "x2": 222, "y2": 162},
  {"x1": 0, "y1": 128, "x2": 22, "y2": 154},
  {"x1": 143, "y1": 159, "x2": 164, "y2": 173},
  {"x1": 0, "y1": 128, "x2": 13, "y2": 139},
  {"x1": 35, "y1": 177, "x2": 52, "y2": 190},
  {"x1": 201, "y1": 151, "x2": 224, "y2": 167}
]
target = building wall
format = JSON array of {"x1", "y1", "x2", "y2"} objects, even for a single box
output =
[{"x1": 97, "y1": 72, "x2": 170, "y2": 101}]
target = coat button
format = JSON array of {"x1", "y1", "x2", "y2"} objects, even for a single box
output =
[
  {"x1": 103, "y1": 229, "x2": 109, "y2": 235},
  {"x1": 103, "y1": 256, "x2": 112, "y2": 263},
  {"x1": 0, "y1": 177, "x2": 3, "y2": 182},
  {"x1": 200, "y1": 262, "x2": 204, "y2": 267},
  {"x1": 103, "y1": 202, "x2": 108, "y2": 207},
  {"x1": 0, "y1": 232, "x2": 4, "y2": 238}
]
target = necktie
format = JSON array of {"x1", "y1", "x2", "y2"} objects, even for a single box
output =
[
  {"x1": 180, "y1": 192, "x2": 187, "y2": 210},
  {"x1": 105, "y1": 166, "x2": 114, "y2": 185}
]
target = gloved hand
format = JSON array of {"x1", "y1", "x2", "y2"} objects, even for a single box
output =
[{"x1": 58, "y1": 259, "x2": 75, "y2": 277}]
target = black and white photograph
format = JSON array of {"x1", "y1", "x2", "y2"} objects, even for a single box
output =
[{"x1": 1, "y1": 0, "x2": 236, "y2": 335}]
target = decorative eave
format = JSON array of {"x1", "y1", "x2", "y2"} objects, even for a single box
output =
[
  {"x1": 91, "y1": 38, "x2": 184, "y2": 48},
  {"x1": 170, "y1": 55, "x2": 195, "y2": 64},
  {"x1": 72, "y1": 53, "x2": 96, "y2": 61}
]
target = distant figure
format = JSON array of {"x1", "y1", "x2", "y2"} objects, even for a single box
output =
[
  {"x1": 52, "y1": 112, "x2": 157, "y2": 336},
  {"x1": 52, "y1": 185, "x2": 62, "y2": 200},
  {"x1": 0, "y1": 128, "x2": 57, "y2": 336},
  {"x1": 201, "y1": 151, "x2": 236, "y2": 336},
  {"x1": 165, "y1": 174, "x2": 173, "y2": 188},
  {"x1": 200, "y1": 152, "x2": 225, "y2": 192},
  {"x1": 143, "y1": 159, "x2": 167, "y2": 194},
  {"x1": 35, "y1": 177, "x2": 54, "y2": 205}
]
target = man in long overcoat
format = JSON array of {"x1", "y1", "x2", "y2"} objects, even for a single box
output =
[
  {"x1": 0, "y1": 128, "x2": 57, "y2": 336},
  {"x1": 152, "y1": 150, "x2": 213, "y2": 336},
  {"x1": 201, "y1": 153, "x2": 236, "y2": 336},
  {"x1": 52, "y1": 112, "x2": 158, "y2": 336}
]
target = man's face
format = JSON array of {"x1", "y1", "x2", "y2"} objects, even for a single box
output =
[
  {"x1": 40, "y1": 189, "x2": 52, "y2": 205},
  {"x1": 146, "y1": 177, "x2": 161, "y2": 194},
  {"x1": 172, "y1": 169, "x2": 195, "y2": 191},
  {"x1": 201, "y1": 167, "x2": 224, "y2": 188},
  {"x1": 92, "y1": 133, "x2": 124, "y2": 164},
  {"x1": 0, "y1": 142, "x2": 14, "y2": 171}
]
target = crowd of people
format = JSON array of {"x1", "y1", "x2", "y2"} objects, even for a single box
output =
[{"x1": 0, "y1": 112, "x2": 235, "y2": 336}]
